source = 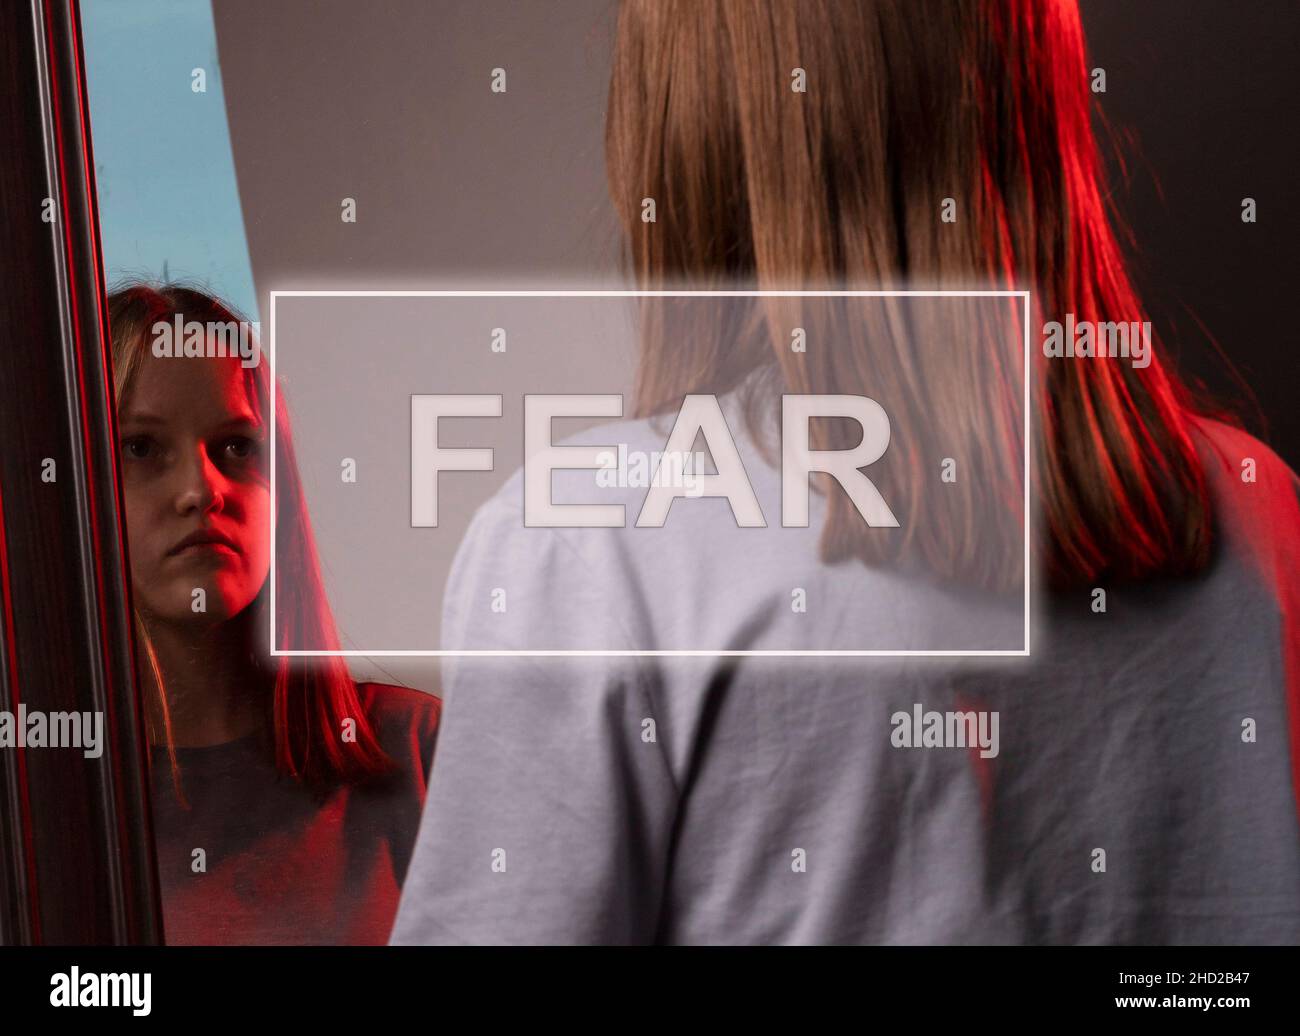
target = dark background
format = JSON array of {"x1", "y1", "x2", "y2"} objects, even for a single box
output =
[
  {"x1": 1081, "y1": 0, "x2": 1298, "y2": 465},
  {"x1": 212, "y1": 0, "x2": 1299, "y2": 467}
]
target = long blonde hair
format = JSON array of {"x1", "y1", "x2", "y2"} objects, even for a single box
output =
[{"x1": 605, "y1": 0, "x2": 1216, "y2": 591}]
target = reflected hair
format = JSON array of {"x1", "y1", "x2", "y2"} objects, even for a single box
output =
[{"x1": 106, "y1": 282, "x2": 396, "y2": 803}]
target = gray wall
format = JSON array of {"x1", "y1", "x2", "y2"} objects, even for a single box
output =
[{"x1": 214, "y1": 0, "x2": 628, "y2": 690}]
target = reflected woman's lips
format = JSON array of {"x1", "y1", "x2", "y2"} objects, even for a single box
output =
[
  {"x1": 170, "y1": 541, "x2": 239, "y2": 559},
  {"x1": 166, "y1": 527, "x2": 242, "y2": 556}
]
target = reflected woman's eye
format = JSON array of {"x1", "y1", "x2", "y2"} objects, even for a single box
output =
[
  {"x1": 223, "y1": 435, "x2": 260, "y2": 460},
  {"x1": 121, "y1": 435, "x2": 155, "y2": 461}
]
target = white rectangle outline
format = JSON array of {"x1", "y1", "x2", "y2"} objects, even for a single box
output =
[{"x1": 269, "y1": 290, "x2": 1032, "y2": 658}]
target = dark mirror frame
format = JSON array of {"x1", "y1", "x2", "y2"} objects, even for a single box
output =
[{"x1": 0, "y1": 0, "x2": 162, "y2": 945}]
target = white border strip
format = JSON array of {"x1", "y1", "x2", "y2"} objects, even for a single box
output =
[{"x1": 269, "y1": 289, "x2": 1033, "y2": 658}]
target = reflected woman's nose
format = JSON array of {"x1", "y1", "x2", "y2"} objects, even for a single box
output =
[{"x1": 173, "y1": 444, "x2": 225, "y2": 517}]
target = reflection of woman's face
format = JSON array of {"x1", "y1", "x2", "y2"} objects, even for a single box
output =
[{"x1": 117, "y1": 347, "x2": 270, "y2": 625}]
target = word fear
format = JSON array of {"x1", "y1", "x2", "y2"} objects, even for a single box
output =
[{"x1": 412, "y1": 393, "x2": 899, "y2": 529}]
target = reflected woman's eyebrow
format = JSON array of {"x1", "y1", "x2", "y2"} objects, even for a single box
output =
[
  {"x1": 214, "y1": 413, "x2": 263, "y2": 431},
  {"x1": 118, "y1": 411, "x2": 262, "y2": 430}
]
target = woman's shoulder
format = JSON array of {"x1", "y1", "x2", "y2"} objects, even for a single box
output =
[
  {"x1": 354, "y1": 680, "x2": 442, "y2": 777},
  {"x1": 1192, "y1": 415, "x2": 1297, "y2": 483},
  {"x1": 1190, "y1": 415, "x2": 1300, "y2": 577},
  {"x1": 355, "y1": 679, "x2": 441, "y2": 720},
  {"x1": 1191, "y1": 415, "x2": 1299, "y2": 507}
]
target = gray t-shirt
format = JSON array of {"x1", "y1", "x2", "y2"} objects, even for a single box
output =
[
  {"x1": 391, "y1": 400, "x2": 1300, "y2": 945},
  {"x1": 152, "y1": 681, "x2": 440, "y2": 944}
]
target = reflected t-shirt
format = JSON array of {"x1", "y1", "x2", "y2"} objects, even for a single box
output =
[{"x1": 150, "y1": 681, "x2": 440, "y2": 945}]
